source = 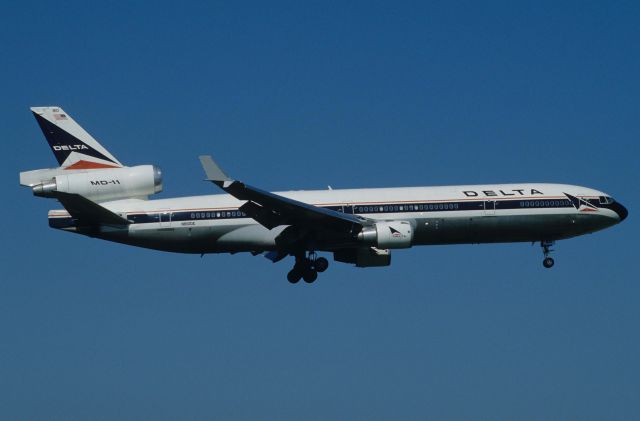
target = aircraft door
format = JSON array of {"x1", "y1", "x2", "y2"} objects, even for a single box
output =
[
  {"x1": 484, "y1": 200, "x2": 496, "y2": 216},
  {"x1": 159, "y1": 209, "x2": 172, "y2": 227}
]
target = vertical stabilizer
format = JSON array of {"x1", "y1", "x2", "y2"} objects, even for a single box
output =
[{"x1": 30, "y1": 106, "x2": 123, "y2": 169}]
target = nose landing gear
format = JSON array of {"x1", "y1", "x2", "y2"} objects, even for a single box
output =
[
  {"x1": 287, "y1": 252, "x2": 329, "y2": 284},
  {"x1": 541, "y1": 241, "x2": 555, "y2": 268}
]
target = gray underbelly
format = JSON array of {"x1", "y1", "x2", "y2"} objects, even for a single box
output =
[
  {"x1": 90, "y1": 213, "x2": 614, "y2": 253},
  {"x1": 413, "y1": 214, "x2": 612, "y2": 245}
]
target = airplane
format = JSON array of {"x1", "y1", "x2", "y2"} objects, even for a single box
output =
[{"x1": 20, "y1": 106, "x2": 628, "y2": 283}]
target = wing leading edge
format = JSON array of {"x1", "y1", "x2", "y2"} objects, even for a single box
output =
[{"x1": 198, "y1": 155, "x2": 365, "y2": 233}]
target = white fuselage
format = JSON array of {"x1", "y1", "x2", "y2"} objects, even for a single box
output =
[{"x1": 48, "y1": 183, "x2": 624, "y2": 254}]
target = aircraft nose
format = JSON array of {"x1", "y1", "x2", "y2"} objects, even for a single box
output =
[{"x1": 611, "y1": 202, "x2": 628, "y2": 222}]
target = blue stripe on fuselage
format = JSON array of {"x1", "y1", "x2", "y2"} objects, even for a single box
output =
[{"x1": 50, "y1": 197, "x2": 607, "y2": 228}]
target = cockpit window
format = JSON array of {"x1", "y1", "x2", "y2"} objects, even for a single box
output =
[{"x1": 599, "y1": 196, "x2": 614, "y2": 204}]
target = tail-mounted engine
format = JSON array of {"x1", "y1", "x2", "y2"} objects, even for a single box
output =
[
  {"x1": 357, "y1": 221, "x2": 413, "y2": 249},
  {"x1": 21, "y1": 165, "x2": 163, "y2": 202}
]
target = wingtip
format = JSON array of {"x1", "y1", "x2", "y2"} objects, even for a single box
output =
[{"x1": 198, "y1": 155, "x2": 232, "y2": 182}]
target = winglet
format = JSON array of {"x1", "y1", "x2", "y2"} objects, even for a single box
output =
[{"x1": 199, "y1": 155, "x2": 232, "y2": 186}]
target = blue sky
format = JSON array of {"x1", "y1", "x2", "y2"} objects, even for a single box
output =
[{"x1": 1, "y1": 1, "x2": 639, "y2": 419}]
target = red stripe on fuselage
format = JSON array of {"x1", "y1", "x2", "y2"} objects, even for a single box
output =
[{"x1": 64, "y1": 160, "x2": 121, "y2": 170}]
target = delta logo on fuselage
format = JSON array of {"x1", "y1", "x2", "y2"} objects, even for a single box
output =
[{"x1": 462, "y1": 188, "x2": 544, "y2": 197}]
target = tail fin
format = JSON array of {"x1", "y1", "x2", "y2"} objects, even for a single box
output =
[{"x1": 30, "y1": 106, "x2": 123, "y2": 170}]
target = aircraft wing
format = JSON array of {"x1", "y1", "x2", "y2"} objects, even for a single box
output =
[
  {"x1": 53, "y1": 191, "x2": 130, "y2": 226},
  {"x1": 199, "y1": 155, "x2": 365, "y2": 232}
]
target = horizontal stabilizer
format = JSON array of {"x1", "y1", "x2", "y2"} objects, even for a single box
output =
[{"x1": 53, "y1": 192, "x2": 130, "y2": 226}]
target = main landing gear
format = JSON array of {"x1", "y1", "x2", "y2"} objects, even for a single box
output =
[
  {"x1": 541, "y1": 240, "x2": 555, "y2": 268},
  {"x1": 287, "y1": 252, "x2": 329, "y2": 284}
]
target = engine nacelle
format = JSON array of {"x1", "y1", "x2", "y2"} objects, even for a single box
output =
[
  {"x1": 334, "y1": 247, "x2": 391, "y2": 267},
  {"x1": 357, "y1": 221, "x2": 413, "y2": 249},
  {"x1": 32, "y1": 165, "x2": 163, "y2": 202}
]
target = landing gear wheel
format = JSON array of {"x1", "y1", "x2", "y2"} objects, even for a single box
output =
[
  {"x1": 540, "y1": 241, "x2": 556, "y2": 269},
  {"x1": 543, "y1": 257, "x2": 555, "y2": 268},
  {"x1": 287, "y1": 251, "x2": 327, "y2": 283},
  {"x1": 303, "y1": 270, "x2": 318, "y2": 283},
  {"x1": 287, "y1": 269, "x2": 302, "y2": 283},
  {"x1": 314, "y1": 257, "x2": 329, "y2": 273}
]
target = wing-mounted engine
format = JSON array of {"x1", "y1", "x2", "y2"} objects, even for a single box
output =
[
  {"x1": 357, "y1": 221, "x2": 413, "y2": 249},
  {"x1": 20, "y1": 165, "x2": 163, "y2": 202},
  {"x1": 334, "y1": 247, "x2": 392, "y2": 267}
]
